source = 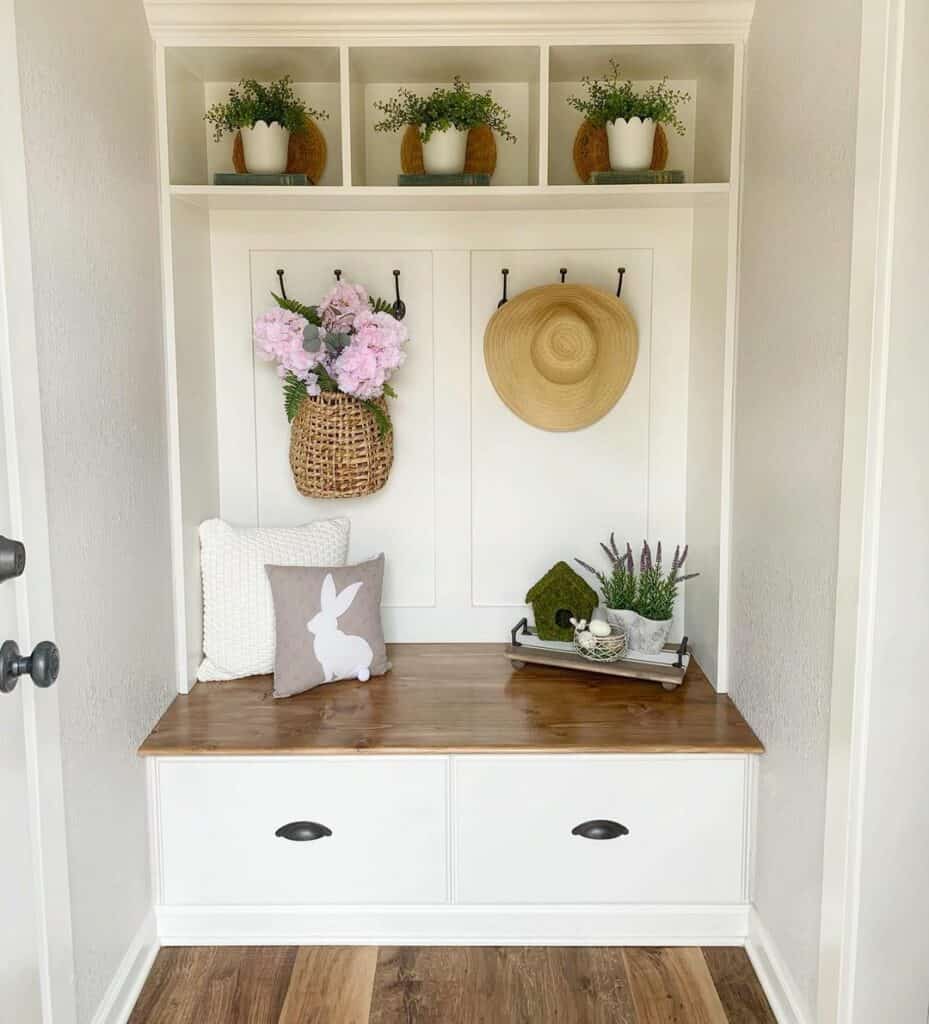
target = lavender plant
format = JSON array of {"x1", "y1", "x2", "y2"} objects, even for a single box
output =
[
  {"x1": 634, "y1": 541, "x2": 698, "y2": 621},
  {"x1": 576, "y1": 533, "x2": 638, "y2": 610}
]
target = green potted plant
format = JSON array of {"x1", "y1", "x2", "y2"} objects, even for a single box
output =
[
  {"x1": 632, "y1": 541, "x2": 698, "y2": 653},
  {"x1": 373, "y1": 76, "x2": 516, "y2": 175},
  {"x1": 567, "y1": 61, "x2": 691, "y2": 171},
  {"x1": 205, "y1": 76, "x2": 328, "y2": 175},
  {"x1": 576, "y1": 535, "x2": 638, "y2": 639}
]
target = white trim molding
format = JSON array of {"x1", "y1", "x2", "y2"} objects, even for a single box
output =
[
  {"x1": 746, "y1": 909, "x2": 814, "y2": 1024},
  {"x1": 143, "y1": 0, "x2": 755, "y2": 45},
  {"x1": 89, "y1": 912, "x2": 159, "y2": 1024},
  {"x1": 156, "y1": 902, "x2": 751, "y2": 947},
  {"x1": 817, "y1": 0, "x2": 909, "y2": 1019}
]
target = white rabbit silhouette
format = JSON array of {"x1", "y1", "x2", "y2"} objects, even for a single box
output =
[{"x1": 307, "y1": 573, "x2": 374, "y2": 682}]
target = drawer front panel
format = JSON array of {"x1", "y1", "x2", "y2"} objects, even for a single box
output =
[
  {"x1": 454, "y1": 756, "x2": 747, "y2": 905},
  {"x1": 157, "y1": 757, "x2": 448, "y2": 906}
]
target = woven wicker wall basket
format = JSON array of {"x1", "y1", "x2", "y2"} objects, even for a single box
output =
[{"x1": 289, "y1": 393, "x2": 393, "y2": 499}]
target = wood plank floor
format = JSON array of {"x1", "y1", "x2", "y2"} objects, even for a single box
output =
[{"x1": 129, "y1": 946, "x2": 776, "y2": 1023}]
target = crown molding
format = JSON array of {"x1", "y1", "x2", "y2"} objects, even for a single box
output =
[{"x1": 143, "y1": 1, "x2": 754, "y2": 45}]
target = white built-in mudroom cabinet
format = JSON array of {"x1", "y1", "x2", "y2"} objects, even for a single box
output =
[{"x1": 141, "y1": 0, "x2": 763, "y2": 947}]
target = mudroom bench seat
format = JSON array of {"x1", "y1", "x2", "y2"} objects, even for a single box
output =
[{"x1": 140, "y1": 644, "x2": 762, "y2": 947}]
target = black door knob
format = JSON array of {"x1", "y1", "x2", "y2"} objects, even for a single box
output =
[
  {"x1": 0, "y1": 536, "x2": 25, "y2": 582},
  {"x1": 0, "y1": 640, "x2": 60, "y2": 693}
]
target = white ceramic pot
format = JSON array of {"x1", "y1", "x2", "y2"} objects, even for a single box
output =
[
  {"x1": 604, "y1": 607, "x2": 638, "y2": 642},
  {"x1": 605, "y1": 116, "x2": 657, "y2": 171},
  {"x1": 240, "y1": 121, "x2": 290, "y2": 174},
  {"x1": 632, "y1": 614, "x2": 673, "y2": 654},
  {"x1": 421, "y1": 127, "x2": 469, "y2": 174}
]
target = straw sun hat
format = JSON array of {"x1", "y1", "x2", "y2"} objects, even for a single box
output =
[{"x1": 483, "y1": 283, "x2": 638, "y2": 431}]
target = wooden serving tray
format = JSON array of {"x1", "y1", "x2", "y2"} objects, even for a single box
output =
[{"x1": 506, "y1": 621, "x2": 689, "y2": 690}]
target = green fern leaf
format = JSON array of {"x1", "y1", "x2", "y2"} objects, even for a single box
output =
[
  {"x1": 272, "y1": 291, "x2": 321, "y2": 325},
  {"x1": 382, "y1": 382, "x2": 397, "y2": 399},
  {"x1": 361, "y1": 399, "x2": 392, "y2": 438},
  {"x1": 283, "y1": 373, "x2": 308, "y2": 422}
]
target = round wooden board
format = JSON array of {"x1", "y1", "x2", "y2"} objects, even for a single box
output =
[
  {"x1": 233, "y1": 116, "x2": 327, "y2": 183},
  {"x1": 572, "y1": 120, "x2": 668, "y2": 181},
  {"x1": 401, "y1": 123, "x2": 497, "y2": 176}
]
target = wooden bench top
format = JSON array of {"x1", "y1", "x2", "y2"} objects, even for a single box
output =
[{"x1": 139, "y1": 644, "x2": 763, "y2": 757}]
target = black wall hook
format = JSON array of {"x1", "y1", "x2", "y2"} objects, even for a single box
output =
[
  {"x1": 334, "y1": 268, "x2": 342, "y2": 281},
  {"x1": 559, "y1": 267, "x2": 568, "y2": 283},
  {"x1": 498, "y1": 268, "x2": 509, "y2": 307},
  {"x1": 392, "y1": 269, "x2": 406, "y2": 320},
  {"x1": 616, "y1": 267, "x2": 626, "y2": 298},
  {"x1": 276, "y1": 268, "x2": 288, "y2": 300}
]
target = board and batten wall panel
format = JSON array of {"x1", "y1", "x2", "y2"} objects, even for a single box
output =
[
  {"x1": 208, "y1": 209, "x2": 698, "y2": 650},
  {"x1": 250, "y1": 250, "x2": 436, "y2": 609},
  {"x1": 469, "y1": 250, "x2": 654, "y2": 609}
]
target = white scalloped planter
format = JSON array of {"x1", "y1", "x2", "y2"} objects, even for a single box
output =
[
  {"x1": 240, "y1": 121, "x2": 290, "y2": 174},
  {"x1": 606, "y1": 116, "x2": 657, "y2": 171},
  {"x1": 421, "y1": 127, "x2": 469, "y2": 174},
  {"x1": 604, "y1": 607, "x2": 638, "y2": 642},
  {"x1": 632, "y1": 614, "x2": 673, "y2": 654}
]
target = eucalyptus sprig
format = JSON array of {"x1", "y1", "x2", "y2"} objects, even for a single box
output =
[
  {"x1": 567, "y1": 60, "x2": 691, "y2": 135},
  {"x1": 204, "y1": 76, "x2": 329, "y2": 142},
  {"x1": 373, "y1": 76, "x2": 516, "y2": 144}
]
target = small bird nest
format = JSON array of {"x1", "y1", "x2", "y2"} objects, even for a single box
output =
[{"x1": 573, "y1": 628, "x2": 628, "y2": 663}]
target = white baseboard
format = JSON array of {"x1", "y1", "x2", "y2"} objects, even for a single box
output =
[
  {"x1": 89, "y1": 910, "x2": 159, "y2": 1024},
  {"x1": 156, "y1": 902, "x2": 751, "y2": 946},
  {"x1": 745, "y1": 908, "x2": 814, "y2": 1024}
]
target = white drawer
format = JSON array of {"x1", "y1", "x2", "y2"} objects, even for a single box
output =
[
  {"x1": 155, "y1": 757, "x2": 448, "y2": 906},
  {"x1": 453, "y1": 756, "x2": 748, "y2": 905}
]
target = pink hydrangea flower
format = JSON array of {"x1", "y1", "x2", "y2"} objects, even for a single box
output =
[
  {"x1": 352, "y1": 310, "x2": 408, "y2": 371},
  {"x1": 318, "y1": 281, "x2": 369, "y2": 333},
  {"x1": 254, "y1": 307, "x2": 325, "y2": 381},
  {"x1": 332, "y1": 309, "x2": 409, "y2": 398},
  {"x1": 255, "y1": 281, "x2": 408, "y2": 402},
  {"x1": 333, "y1": 338, "x2": 385, "y2": 399}
]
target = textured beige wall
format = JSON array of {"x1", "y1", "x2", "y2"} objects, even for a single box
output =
[
  {"x1": 730, "y1": 0, "x2": 861, "y2": 1014},
  {"x1": 13, "y1": 0, "x2": 174, "y2": 1020}
]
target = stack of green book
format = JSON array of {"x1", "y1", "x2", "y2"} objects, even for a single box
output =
[
  {"x1": 588, "y1": 169, "x2": 685, "y2": 185},
  {"x1": 398, "y1": 173, "x2": 491, "y2": 187},
  {"x1": 214, "y1": 173, "x2": 309, "y2": 186}
]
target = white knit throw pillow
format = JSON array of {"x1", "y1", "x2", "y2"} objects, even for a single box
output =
[{"x1": 198, "y1": 517, "x2": 350, "y2": 681}]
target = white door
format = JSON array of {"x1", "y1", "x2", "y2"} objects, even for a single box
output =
[{"x1": 0, "y1": 0, "x2": 76, "y2": 1019}]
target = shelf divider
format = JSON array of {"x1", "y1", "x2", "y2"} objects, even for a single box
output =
[
  {"x1": 339, "y1": 45, "x2": 353, "y2": 188},
  {"x1": 538, "y1": 44, "x2": 550, "y2": 187}
]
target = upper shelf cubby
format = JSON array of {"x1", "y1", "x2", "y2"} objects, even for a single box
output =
[
  {"x1": 548, "y1": 44, "x2": 735, "y2": 186},
  {"x1": 163, "y1": 46, "x2": 343, "y2": 187},
  {"x1": 347, "y1": 46, "x2": 541, "y2": 187}
]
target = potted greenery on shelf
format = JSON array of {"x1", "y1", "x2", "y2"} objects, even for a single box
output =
[
  {"x1": 205, "y1": 76, "x2": 328, "y2": 174},
  {"x1": 373, "y1": 76, "x2": 516, "y2": 174},
  {"x1": 567, "y1": 60, "x2": 691, "y2": 171}
]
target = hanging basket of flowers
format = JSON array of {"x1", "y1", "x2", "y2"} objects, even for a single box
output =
[{"x1": 254, "y1": 277, "x2": 408, "y2": 499}]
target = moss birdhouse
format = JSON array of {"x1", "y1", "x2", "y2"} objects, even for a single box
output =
[{"x1": 526, "y1": 561, "x2": 598, "y2": 642}]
